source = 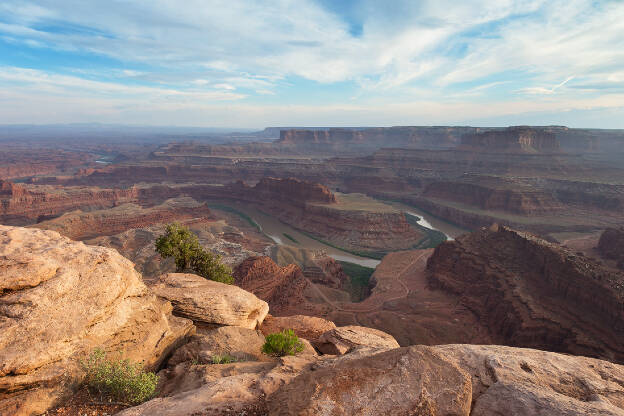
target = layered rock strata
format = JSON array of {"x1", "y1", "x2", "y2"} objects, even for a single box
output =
[
  {"x1": 32, "y1": 197, "x2": 214, "y2": 240},
  {"x1": 460, "y1": 126, "x2": 560, "y2": 153},
  {"x1": 151, "y1": 273, "x2": 269, "y2": 329},
  {"x1": 427, "y1": 224, "x2": 624, "y2": 363},
  {"x1": 234, "y1": 256, "x2": 311, "y2": 316}
]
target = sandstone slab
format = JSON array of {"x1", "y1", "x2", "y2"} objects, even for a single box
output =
[
  {"x1": 315, "y1": 325, "x2": 400, "y2": 355},
  {"x1": 267, "y1": 345, "x2": 472, "y2": 416},
  {"x1": 0, "y1": 225, "x2": 193, "y2": 416},
  {"x1": 151, "y1": 273, "x2": 269, "y2": 329},
  {"x1": 437, "y1": 344, "x2": 624, "y2": 416}
]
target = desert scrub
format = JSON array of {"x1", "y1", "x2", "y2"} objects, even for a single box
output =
[
  {"x1": 80, "y1": 349, "x2": 158, "y2": 405},
  {"x1": 210, "y1": 354, "x2": 238, "y2": 364},
  {"x1": 262, "y1": 329, "x2": 305, "y2": 357}
]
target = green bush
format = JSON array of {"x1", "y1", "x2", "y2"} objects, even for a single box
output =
[
  {"x1": 80, "y1": 349, "x2": 158, "y2": 405},
  {"x1": 262, "y1": 329, "x2": 305, "y2": 357},
  {"x1": 210, "y1": 354, "x2": 238, "y2": 364},
  {"x1": 155, "y1": 223, "x2": 233, "y2": 284},
  {"x1": 190, "y1": 249, "x2": 233, "y2": 284}
]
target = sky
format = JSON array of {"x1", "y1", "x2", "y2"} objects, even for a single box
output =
[{"x1": 0, "y1": 0, "x2": 623, "y2": 128}]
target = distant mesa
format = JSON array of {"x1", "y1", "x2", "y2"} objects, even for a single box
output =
[{"x1": 460, "y1": 126, "x2": 561, "y2": 153}]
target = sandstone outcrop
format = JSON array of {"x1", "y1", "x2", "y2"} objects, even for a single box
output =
[
  {"x1": 314, "y1": 325, "x2": 400, "y2": 355},
  {"x1": 151, "y1": 273, "x2": 269, "y2": 329},
  {"x1": 117, "y1": 356, "x2": 317, "y2": 416},
  {"x1": 168, "y1": 326, "x2": 267, "y2": 365},
  {"x1": 438, "y1": 344, "x2": 624, "y2": 416},
  {"x1": 111, "y1": 342, "x2": 624, "y2": 416},
  {"x1": 427, "y1": 225, "x2": 624, "y2": 363},
  {"x1": 598, "y1": 227, "x2": 624, "y2": 269},
  {"x1": 234, "y1": 256, "x2": 311, "y2": 315},
  {"x1": 268, "y1": 345, "x2": 473, "y2": 415},
  {"x1": 0, "y1": 226, "x2": 193, "y2": 415}
]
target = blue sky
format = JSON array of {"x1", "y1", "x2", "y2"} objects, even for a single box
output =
[{"x1": 0, "y1": 0, "x2": 623, "y2": 128}]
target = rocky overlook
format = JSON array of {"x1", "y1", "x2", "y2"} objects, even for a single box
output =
[
  {"x1": 0, "y1": 225, "x2": 193, "y2": 415},
  {"x1": 426, "y1": 224, "x2": 624, "y2": 363},
  {"x1": 2, "y1": 225, "x2": 624, "y2": 415}
]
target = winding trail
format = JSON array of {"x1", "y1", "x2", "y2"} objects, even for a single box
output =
[{"x1": 306, "y1": 251, "x2": 430, "y2": 324}]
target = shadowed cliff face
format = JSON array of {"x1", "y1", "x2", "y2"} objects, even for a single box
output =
[
  {"x1": 598, "y1": 227, "x2": 624, "y2": 269},
  {"x1": 426, "y1": 225, "x2": 624, "y2": 363}
]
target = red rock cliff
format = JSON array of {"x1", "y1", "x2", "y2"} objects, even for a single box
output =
[
  {"x1": 461, "y1": 127, "x2": 560, "y2": 153},
  {"x1": 426, "y1": 225, "x2": 624, "y2": 363},
  {"x1": 598, "y1": 227, "x2": 624, "y2": 269},
  {"x1": 234, "y1": 256, "x2": 310, "y2": 315}
]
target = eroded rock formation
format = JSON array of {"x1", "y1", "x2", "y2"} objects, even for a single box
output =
[
  {"x1": 151, "y1": 273, "x2": 269, "y2": 329},
  {"x1": 427, "y1": 225, "x2": 624, "y2": 363},
  {"x1": 0, "y1": 225, "x2": 193, "y2": 415},
  {"x1": 598, "y1": 227, "x2": 624, "y2": 269},
  {"x1": 234, "y1": 256, "x2": 311, "y2": 315},
  {"x1": 225, "y1": 178, "x2": 423, "y2": 253}
]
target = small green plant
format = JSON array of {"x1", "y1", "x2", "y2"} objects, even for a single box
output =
[
  {"x1": 262, "y1": 329, "x2": 305, "y2": 357},
  {"x1": 155, "y1": 223, "x2": 234, "y2": 284},
  {"x1": 80, "y1": 349, "x2": 158, "y2": 405},
  {"x1": 210, "y1": 354, "x2": 238, "y2": 364}
]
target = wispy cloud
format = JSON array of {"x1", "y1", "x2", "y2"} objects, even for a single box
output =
[
  {"x1": 0, "y1": 0, "x2": 622, "y2": 126},
  {"x1": 519, "y1": 76, "x2": 575, "y2": 95}
]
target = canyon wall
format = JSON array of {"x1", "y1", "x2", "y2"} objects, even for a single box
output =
[
  {"x1": 32, "y1": 197, "x2": 214, "y2": 240},
  {"x1": 423, "y1": 180, "x2": 562, "y2": 215},
  {"x1": 598, "y1": 227, "x2": 624, "y2": 269},
  {"x1": 460, "y1": 126, "x2": 560, "y2": 153},
  {"x1": 0, "y1": 180, "x2": 140, "y2": 224},
  {"x1": 233, "y1": 256, "x2": 311, "y2": 315},
  {"x1": 426, "y1": 225, "x2": 624, "y2": 363},
  {"x1": 224, "y1": 178, "x2": 423, "y2": 253}
]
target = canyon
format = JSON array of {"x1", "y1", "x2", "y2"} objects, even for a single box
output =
[
  {"x1": 3, "y1": 225, "x2": 624, "y2": 415},
  {"x1": 2, "y1": 124, "x2": 624, "y2": 415}
]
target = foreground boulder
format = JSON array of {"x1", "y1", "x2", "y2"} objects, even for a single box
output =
[
  {"x1": 168, "y1": 326, "x2": 267, "y2": 365},
  {"x1": 438, "y1": 344, "x2": 624, "y2": 416},
  {"x1": 117, "y1": 356, "x2": 316, "y2": 416},
  {"x1": 119, "y1": 343, "x2": 624, "y2": 415},
  {"x1": 314, "y1": 325, "x2": 400, "y2": 355},
  {"x1": 0, "y1": 225, "x2": 193, "y2": 416},
  {"x1": 151, "y1": 273, "x2": 269, "y2": 329},
  {"x1": 268, "y1": 346, "x2": 472, "y2": 415}
]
